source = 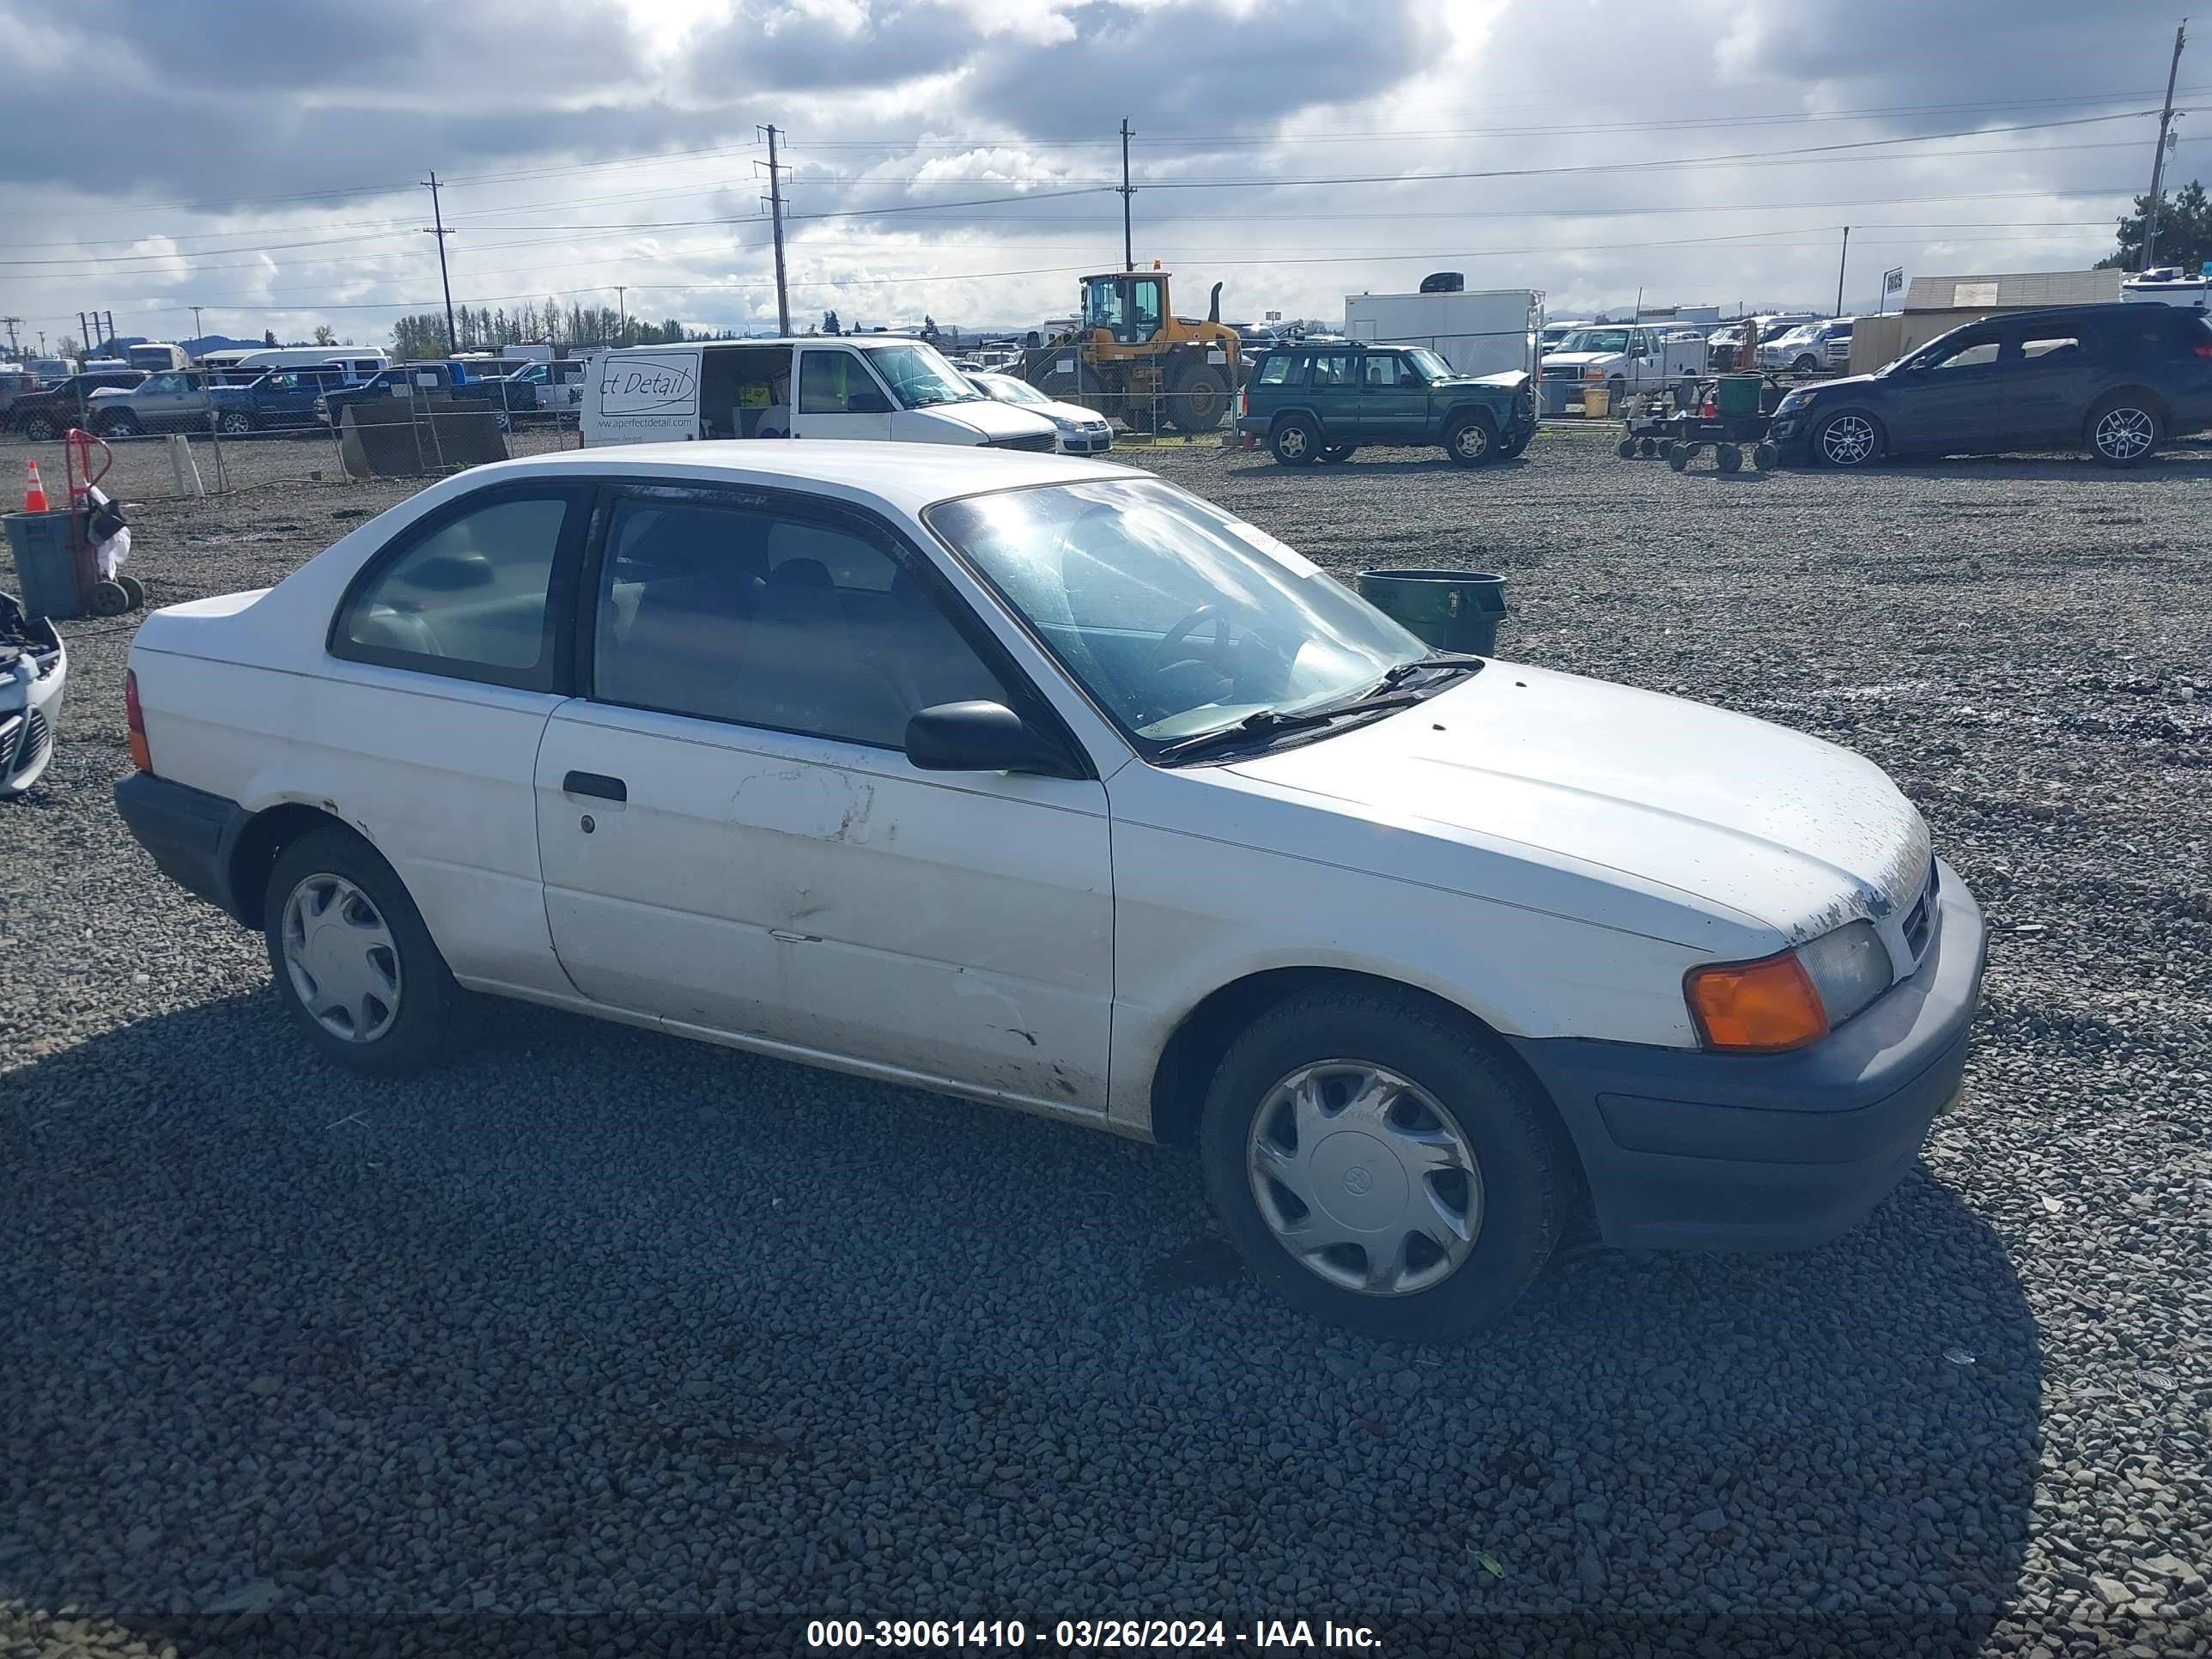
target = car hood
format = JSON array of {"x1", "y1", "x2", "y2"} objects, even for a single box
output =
[
  {"x1": 1224, "y1": 661, "x2": 1930, "y2": 944},
  {"x1": 927, "y1": 399, "x2": 1060, "y2": 440},
  {"x1": 85, "y1": 387, "x2": 133, "y2": 405},
  {"x1": 1540, "y1": 351, "x2": 1615, "y2": 368},
  {"x1": 1432, "y1": 370, "x2": 1529, "y2": 392},
  {"x1": 1785, "y1": 372, "x2": 1881, "y2": 399},
  {"x1": 1031, "y1": 397, "x2": 1108, "y2": 426}
]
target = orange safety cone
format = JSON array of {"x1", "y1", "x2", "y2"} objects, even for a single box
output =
[{"x1": 22, "y1": 459, "x2": 49, "y2": 514}]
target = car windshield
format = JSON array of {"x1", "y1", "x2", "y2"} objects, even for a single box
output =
[
  {"x1": 1405, "y1": 348, "x2": 1456, "y2": 379},
  {"x1": 926, "y1": 477, "x2": 1431, "y2": 750},
  {"x1": 863, "y1": 342, "x2": 984, "y2": 408},
  {"x1": 971, "y1": 373, "x2": 1047, "y2": 405},
  {"x1": 1559, "y1": 329, "x2": 1629, "y2": 354}
]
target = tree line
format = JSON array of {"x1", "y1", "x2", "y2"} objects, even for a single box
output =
[{"x1": 387, "y1": 301, "x2": 712, "y2": 361}]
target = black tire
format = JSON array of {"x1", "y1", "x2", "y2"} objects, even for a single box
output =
[
  {"x1": 1198, "y1": 986, "x2": 1563, "y2": 1340},
  {"x1": 1444, "y1": 410, "x2": 1498, "y2": 467},
  {"x1": 1637, "y1": 435, "x2": 1659, "y2": 459},
  {"x1": 1792, "y1": 355, "x2": 1820, "y2": 374},
  {"x1": 1168, "y1": 362, "x2": 1229, "y2": 434},
  {"x1": 264, "y1": 826, "x2": 461, "y2": 1076},
  {"x1": 100, "y1": 411, "x2": 143, "y2": 438},
  {"x1": 1615, "y1": 436, "x2": 1637, "y2": 459},
  {"x1": 1271, "y1": 415, "x2": 1321, "y2": 466},
  {"x1": 1318, "y1": 442, "x2": 1356, "y2": 464},
  {"x1": 1811, "y1": 409, "x2": 1883, "y2": 468},
  {"x1": 493, "y1": 411, "x2": 513, "y2": 434},
  {"x1": 17, "y1": 412, "x2": 57, "y2": 442},
  {"x1": 87, "y1": 580, "x2": 130, "y2": 617},
  {"x1": 1667, "y1": 444, "x2": 1691, "y2": 471},
  {"x1": 216, "y1": 409, "x2": 254, "y2": 435},
  {"x1": 1753, "y1": 441, "x2": 1778, "y2": 471},
  {"x1": 2086, "y1": 393, "x2": 2160, "y2": 468},
  {"x1": 117, "y1": 574, "x2": 147, "y2": 609},
  {"x1": 1716, "y1": 442, "x2": 1743, "y2": 473},
  {"x1": 1497, "y1": 431, "x2": 1529, "y2": 459}
]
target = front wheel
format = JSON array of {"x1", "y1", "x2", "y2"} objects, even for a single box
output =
[
  {"x1": 2087, "y1": 396, "x2": 2159, "y2": 467},
  {"x1": 264, "y1": 827, "x2": 461, "y2": 1075},
  {"x1": 216, "y1": 410, "x2": 254, "y2": 435},
  {"x1": 1199, "y1": 988, "x2": 1562, "y2": 1340},
  {"x1": 1271, "y1": 416, "x2": 1320, "y2": 466},
  {"x1": 1444, "y1": 412, "x2": 1498, "y2": 466},
  {"x1": 1792, "y1": 355, "x2": 1820, "y2": 374},
  {"x1": 1168, "y1": 363, "x2": 1228, "y2": 434},
  {"x1": 17, "y1": 412, "x2": 57, "y2": 442},
  {"x1": 100, "y1": 411, "x2": 143, "y2": 438},
  {"x1": 1813, "y1": 410, "x2": 1883, "y2": 468}
]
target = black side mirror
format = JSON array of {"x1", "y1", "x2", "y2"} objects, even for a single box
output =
[
  {"x1": 847, "y1": 388, "x2": 893, "y2": 415},
  {"x1": 906, "y1": 701, "x2": 1082, "y2": 777}
]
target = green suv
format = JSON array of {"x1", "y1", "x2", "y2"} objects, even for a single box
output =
[{"x1": 1236, "y1": 344, "x2": 1535, "y2": 467}]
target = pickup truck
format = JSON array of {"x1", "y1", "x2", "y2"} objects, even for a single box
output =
[
  {"x1": 1539, "y1": 325, "x2": 1706, "y2": 410},
  {"x1": 9, "y1": 371, "x2": 148, "y2": 441},
  {"x1": 317, "y1": 362, "x2": 501, "y2": 432},
  {"x1": 89, "y1": 367, "x2": 346, "y2": 436},
  {"x1": 473, "y1": 357, "x2": 588, "y2": 424},
  {"x1": 1236, "y1": 341, "x2": 1534, "y2": 466}
]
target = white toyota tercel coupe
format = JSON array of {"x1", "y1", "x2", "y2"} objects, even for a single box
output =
[{"x1": 117, "y1": 444, "x2": 1985, "y2": 1338}]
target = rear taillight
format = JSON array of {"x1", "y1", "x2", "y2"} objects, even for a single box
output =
[
  {"x1": 2195, "y1": 344, "x2": 2212, "y2": 358},
  {"x1": 125, "y1": 668, "x2": 152, "y2": 773},
  {"x1": 1237, "y1": 387, "x2": 1249, "y2": 416}
]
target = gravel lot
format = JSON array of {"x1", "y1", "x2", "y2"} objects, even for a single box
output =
[{"x1": 3, "y1": 430, "x2": 2209, "y2": 1658}]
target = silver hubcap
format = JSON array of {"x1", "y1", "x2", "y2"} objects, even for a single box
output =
[
  {"x1": 1455, "y1": 425, "x2": 1489, "y2": 458},
  {"x1": 2095, "y1": 407, "x2": 2153, "y2": 459},
  {"x1": 281, "y1": 874, "x2": 401, "y2": 1042},
  {"x1": 1246, "y1": 1060, "x2": 1482, "y2": 1296},
  {"x1": 1822, "y1": 414, "x2": 1875, "y2": 465},
  {"x1": 1279, "y1": 427, "x2": 1309, "y2": 458}
]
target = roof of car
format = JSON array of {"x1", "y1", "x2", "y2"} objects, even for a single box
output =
[{"x1": 477, "y1": 441, "x2": 1130, "y2": 514}]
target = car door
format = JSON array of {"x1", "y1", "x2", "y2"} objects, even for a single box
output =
[
  {"x1": 1358, "y1": 351, "x2": 1428, "y2": 441},
  {"x1": 790, "y1": 347, "x2": 895, "y2": 441},
  {"x1": 136, "y1": 371, "x2": 192, "y2": 429},
  {"x1": 322, "y1": 481, "x2": 594, "y2": 998},
  {"x1": 1882, "y1": 325, "x2": 2007, "y2": 453},
  {"x1": 2000, "y1": 323, "x2": 2103, "y2": 446},
  {"x1": 1304, "y1": 350, "x2": 1358, "y2": 438},
  {"x1": 532, "y1": 483, "x2": 1116, "y2": 1110}
]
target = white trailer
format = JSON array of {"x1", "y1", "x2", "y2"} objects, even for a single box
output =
[{"x1": 1344, "y1": 289, "x2": 1543, "y2": 379}]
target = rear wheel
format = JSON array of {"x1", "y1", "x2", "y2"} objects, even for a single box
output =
[
  {"x1": 1753, "y1": 441, "x2": 1778, "y2": 471},
  {"x1": 1667, "y1": 443, "x2": 1692, "y2": 471},
  {"x1": 88, "y1": 580, "x2": 130, "y2": 617},
  {"x1": 2087, "y1": 394, "x2": 2160, "y2": 467},
  {"x1": 1199, "y1": 987, "x2": 1562, "y2": 1340},
  {"x1": 216, "y1": 409, "x2": 254, "y2": 435},
  {"x1": 264, "y1": 827, "x2": 461, "y2": 1076},
  {"x1": 1169, "y1": 362, "x2": 1229, "y2": 434},
  {"x1": 1615, "y1": 436, "x2": 1637, "y2": 459},
  {"x1": 17, "y1": 412, "x2": 57, "y2": 442},
  {"x1": 1716, "y1": 442, "x2": 1743, "y2": 473},
  {"x1": 1444, "y1": 412, "x2": 1498, "y2": 467},
  {"x1": 1271, "y1": 415, "x2": 1321, "y2": 466}
]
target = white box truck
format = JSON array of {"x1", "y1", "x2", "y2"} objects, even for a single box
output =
[{"x1": 1344, "y1": 288, "x2": 1543, "y2": 379}]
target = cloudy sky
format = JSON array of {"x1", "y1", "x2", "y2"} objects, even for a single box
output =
[{"x1": 0, "y1": 0, "x2": 2199, "y2": 352}]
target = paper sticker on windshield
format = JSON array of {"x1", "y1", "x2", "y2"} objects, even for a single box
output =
[{"x1": 1224, "y1": 520, "x2": 1321, "y2": 580}]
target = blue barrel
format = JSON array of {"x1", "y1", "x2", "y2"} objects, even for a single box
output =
[{"x1": 3, "y1": 510, "x2": 81, "y2": 620}]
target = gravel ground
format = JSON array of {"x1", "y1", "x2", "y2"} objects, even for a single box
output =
[{"x1": 2, "y1": 430, "x2": 2209, "y2": 1658}]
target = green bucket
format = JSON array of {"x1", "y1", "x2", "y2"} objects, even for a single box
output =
[
  {"x1": 1716, "y1": 374, "x2": 1764, "y2": 418},
  {"x1": 1355, "y1": 568, "x2": 1507, "y2": 655},
  {"x1": 3, "y1": 510, "x2": 81, "y2": 621}
]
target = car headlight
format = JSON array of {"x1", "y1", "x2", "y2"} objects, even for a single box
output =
[{"x1": 1684, "y1": 921, "x2": 1893, "y2": 1052}]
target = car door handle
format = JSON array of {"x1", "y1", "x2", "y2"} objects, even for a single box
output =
[{"x1": 562, "y1": 770, "x2": 627, "y2": 802}]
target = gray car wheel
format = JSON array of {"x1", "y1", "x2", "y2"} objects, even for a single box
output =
[
  {"x1": 2087, "y1": 397, "x2": 2159, "y2": 467},
  {"x1": 1814, "y1": 410, "x2": 1882, "y2": 468}
]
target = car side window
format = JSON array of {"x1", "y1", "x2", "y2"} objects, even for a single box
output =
[
  {"x1": 1310, "y1": 354, "x2": 1356, "y2": 386},
  {"x1": 1258, "y1": 355, "x2": 1302, "y2": 386},
  {"x1": 591, "y1": 495, "x2": 1015, "y2": 751},
  {"x1": 1926, "y1": 334, "x2": 2001, "y2": 371},
  {"x1": 2017, "y1": 332, "x2": 2087, "y2": 362},
  {"x1": 799, "y1": 350, "x2": 871, "y2": 414},
  {"x1": 333, "y1": 492, "x2": 577, "y2": 690},
  {"x1": 1363, "y1": 355, "x2": 1398, "y2": 387}
]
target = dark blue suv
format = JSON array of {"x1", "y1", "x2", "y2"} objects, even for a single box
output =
[{"x1": 1771, "y1": 302, "x2": 2212, "y2": 469}]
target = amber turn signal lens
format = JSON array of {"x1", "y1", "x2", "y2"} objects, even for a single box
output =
[
  {"x1": 1685, "y1": 952, "x2": 1830, "y2": 1052},
  {"x1": 125, "y1": 669, "x2": 152, "y2": 773}
]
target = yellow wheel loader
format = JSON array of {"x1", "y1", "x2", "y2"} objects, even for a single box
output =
[{"x1": 1018, "y1": 269, "x2": 1244, "y2": 434}]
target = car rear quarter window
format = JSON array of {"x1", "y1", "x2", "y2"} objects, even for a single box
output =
[
  {"x1": 332, "y1": 491, "x2": 580, "y2": 691},
  {"x1": 2017, "y1": 331, "x2": 2087, "y2": 362},
  {"x1": 1257, "y1": 355, "x2": 1303, "y2": 386}
]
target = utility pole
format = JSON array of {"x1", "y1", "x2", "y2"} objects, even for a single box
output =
[
  {"x1": 189, "y1": 305, "x2": 204, "y2": 343},
  {"x1": 1120, "y1": 118, "x2": 1135, "y2": 272},
  {"x1": 1836, "y1": 226, "x2": 1850, "y2": 316},
  {"x1": 761, "y1": 125, "x2": 792, "y2": 337},
  {"x1": 614, "y1": 285, "x2": 627, "y2": 345},
  {"x1": 2143, "y1": 20, "x2": 2189, "y2": 268},
  {"x1": 421, "y1": 170, "x2": 458, "y2": 355},
  {"x1": 0, "y1": 316, "x2": 20, "y2": 356}
]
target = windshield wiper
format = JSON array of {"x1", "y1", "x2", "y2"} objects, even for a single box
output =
[
  {"x1": 1373, "y1": 652, "x2": 1486, "y2": 693},
  {"x1": 1152, "y1": 692, "x2": 1422, "y2": 765}
]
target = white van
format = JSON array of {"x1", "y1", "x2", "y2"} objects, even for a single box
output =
[{"x1": 582, "y1": 336, "x2": 1060, "y2": 450}]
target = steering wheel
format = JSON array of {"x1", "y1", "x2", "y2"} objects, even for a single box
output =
[{"x1": 1150, "y1": 605, "x2": 1236, "y2": 678}]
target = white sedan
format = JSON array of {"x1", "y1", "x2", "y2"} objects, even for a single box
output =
[
  {"x1": 115, "y1": 444, "x2": 1984, "y2": 1338},
  {"x1": 963, "y1": 370, "x2": 1115, "y2": 453}
]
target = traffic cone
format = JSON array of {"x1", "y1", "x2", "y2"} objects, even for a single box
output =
[{"x1": 22, "y1": 459, "x2": 49, "y2": 514}]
